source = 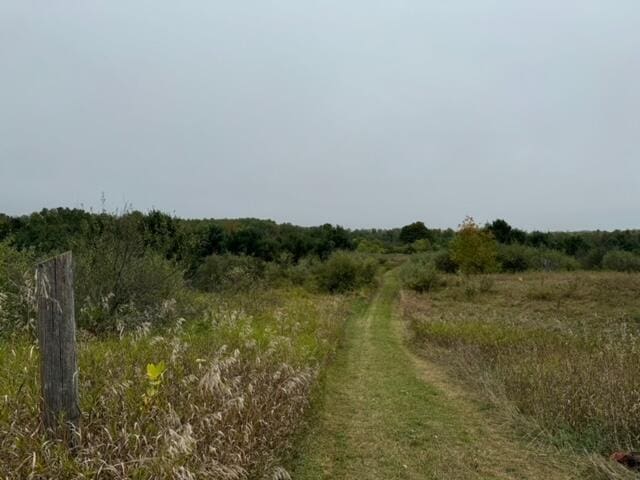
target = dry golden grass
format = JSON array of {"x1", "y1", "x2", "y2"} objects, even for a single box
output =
[{"x1": 401, "y1": 272, "x2": 640, "y2": 474}]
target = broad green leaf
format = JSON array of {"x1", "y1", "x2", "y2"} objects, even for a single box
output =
[{"x1": 146, "y1": 361, "x2": 166, "y2": 381}]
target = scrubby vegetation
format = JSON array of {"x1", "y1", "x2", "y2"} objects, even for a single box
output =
[
  {"x1": 497, "y1": 244, "x2": 580, "y2": 272},
  {"x1": 0, "y1": 209, "x2": 381, "y2": 478},
  {"x1": 3, "y1": 209, "x2": 640, "y2": 276},
  {"x1": 401, "y1": 272, "x2": 640, "y2": 456},
  {"x1": 0, "y1": 242, "x2": 34, "y2": 335},
  {"x1": 602, "y1": 250, "x2": 640, "y2": 273},
  {"x1": 0, "y1": 288, "x2": 357, "y2": 478},
  {"x1": 399, "y1": 254, "x2": 442, "y2": 293},
  {"x1": 314, "y1": 251, "x2": 378, "y2": 293}
]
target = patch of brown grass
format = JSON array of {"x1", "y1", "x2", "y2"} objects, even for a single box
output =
[{"x1": 401, "y1": 272, "x2": 640, "y2": 459}]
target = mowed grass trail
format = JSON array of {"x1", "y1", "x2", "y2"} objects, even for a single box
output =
[{"x1": 290, "y1": 271, "x2": 586, "y2": 480}]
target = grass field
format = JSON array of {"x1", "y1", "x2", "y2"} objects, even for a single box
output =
[
  {"x1": 2, "y1": 263, "x2": 639, "y2": 479},
  {"x1": 401, "y1": 271, "x2": 640, "y2": 467},
  {"x1": 291, "y1": 271, "x2": 594, "y2": 480}
]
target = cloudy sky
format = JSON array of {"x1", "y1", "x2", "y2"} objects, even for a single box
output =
[{"x1": 1, "y1": 1, "x2": 638, "y2": 230}]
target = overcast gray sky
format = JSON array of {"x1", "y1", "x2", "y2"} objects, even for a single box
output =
[{"x1": 1, "y1": 1, "x2": 638, "y2": 230}]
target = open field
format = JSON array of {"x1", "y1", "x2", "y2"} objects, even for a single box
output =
[
  {"x1": 2, "y1": 210, "x2": 640, "y2": 478},
  {"x1": 400, "y1": 271, "x2": 640, "y2": 465},
  {"x1": 2, "y1": 259, "x2": 639, "y2": 478},
  {"x1": 291, "y1": 271, "x2": 589, "y2": 479}
]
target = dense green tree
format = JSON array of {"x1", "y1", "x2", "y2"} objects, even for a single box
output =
[
  {"x1": 199, "y1": 224, "x2": 227, "y2": 258},
  {"x1": 527, "y1": 231, "x2": 549, "y2": 247},
  {"x1": 141, "y1": 210, "x2": 183, "y2": 258},
  {"x1": 399, "y1": 221, "x2": 430, "y2": 244},
  {"x1": 510, "y1": 228, "x2": 527, "y2": 244},
  {"x1": 563, "y1": 235, "x2": 589, "y2": 256},
  {"x1": 487, "y1": 219, "x2": 512, "y2": 244}
]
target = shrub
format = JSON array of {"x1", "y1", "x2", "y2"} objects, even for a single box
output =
[
  {"x1": 497, "y1": 244, "x2": 531, "y2": 272},
  {"x1": 434, "y1": 250, "x2": 457, "y2": 273},
  {"x1": 602, "y1": 250, "x2": 640, "y2": 272},
  {"x1": 356, "y1": 239, "x2": 386, "y2": 254},
  {"x1": 314, "y1": 251, "x2": 377, "y2": 293},
  {"x1": 498, "y1": 244, "x2": 580, "y2": 272},
  {"x1": 577, "y1": 248, "x2": 606, "y2": 270},
  {"x1": 400, "y1": 255, "x2": 441, "y2": 293},
  {"x1": 457, "y1": 275, "x2": 495, "y2": 299},
  {"x1": 192, "y1": 254, "x2": 264, "y2": 292},
  {"x1": 262, "y1": 253, "x2": 323, "y2": 289},
  {"x1": 449, "y1": 217, "x2": 498, "y2": 274},
  {"x1": 74, "y1": 214, "x2": 184, "y2": 333},
  {"x1": 527, "y1": 249, "x2": 580, "y2": 271},
  {"x1": 411, "y1": 238, "x2": 432, "y2": 253},
  {"x1": 0, "y1": 242, "x2": 34, "y2": 335},
  {"x1": 287, "y1": 256, "x2": 319, "y2": 287}
]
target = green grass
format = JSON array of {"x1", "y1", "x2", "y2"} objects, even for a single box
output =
[{"x1": 291, "y1": 271, "x2": 584, "y2": 479}]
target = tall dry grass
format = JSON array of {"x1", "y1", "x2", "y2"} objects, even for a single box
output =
[
  {"x1": 401, "y1": 272, "x2": 640, "y2": 455},
  {"x1": 0, "y1": 288, "x2": 353, "y2": 479}
]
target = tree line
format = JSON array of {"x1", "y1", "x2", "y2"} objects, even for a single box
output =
[
  {"x1": 1, "y1": 209, "x2": 640, "y2": 270},
  {"x1": 1, "y1": 208, "x2": 640, "y2": 335}
]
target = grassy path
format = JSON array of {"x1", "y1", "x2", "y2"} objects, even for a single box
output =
[{"x1": 290, "y1": 271, "x2": 584, "y2": 480}]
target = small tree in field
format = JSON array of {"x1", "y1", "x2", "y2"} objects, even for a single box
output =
[{"x1": 449, "y1": 217, "x2": 498, "y2": 274}]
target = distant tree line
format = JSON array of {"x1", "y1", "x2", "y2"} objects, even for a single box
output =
[
  {"x1": 484, "y1": 218, "x2": 640, "y2": 270},
  {"x1": 1, "y1": 210, "x2": 639, "y2": 272},
  {"x1": 0, "y1": 208, "x2": 353, "y2": 270}
]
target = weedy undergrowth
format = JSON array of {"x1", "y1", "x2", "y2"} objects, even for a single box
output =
[{"x1": 0, "y1": 287, "x2": 353, "y2": 479}]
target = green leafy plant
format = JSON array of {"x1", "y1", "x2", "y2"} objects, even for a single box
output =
[{"x1": 143, "y1": 361, "x2": 167, "y2": 404}]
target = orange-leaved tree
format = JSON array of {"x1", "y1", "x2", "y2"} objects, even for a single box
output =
[{"x1": 449, "y1": 216, "x2": 498, "y2": 274}]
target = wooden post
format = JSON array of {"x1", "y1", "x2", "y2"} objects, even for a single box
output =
[{"x1": 36, "y1": 251, "x2": 80, "y2": 442}]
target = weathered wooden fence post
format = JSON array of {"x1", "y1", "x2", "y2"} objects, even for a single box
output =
[{"x1": 36, "y1": 251, "x2": 80, "y2": 443}]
